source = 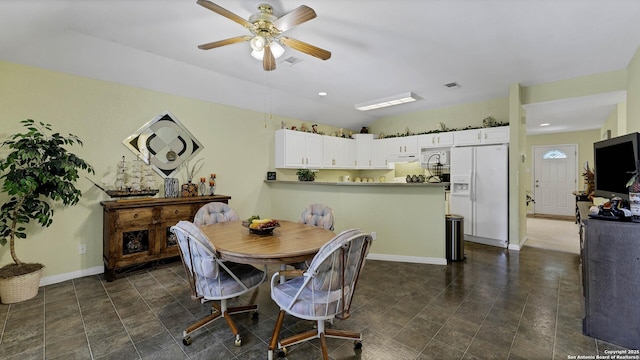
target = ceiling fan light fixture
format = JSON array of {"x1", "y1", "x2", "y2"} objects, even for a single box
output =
[
  {"x1": 251, "y1": 41, "x2": 285, "y2": 60},
  {"x1": 250, "y1": 35, "x2": 266, "y2": 51},
  {"x1": 355, "y1": 92, "x2": 419, "y2": 111}
]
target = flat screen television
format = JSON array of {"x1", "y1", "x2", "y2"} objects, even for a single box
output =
[{"x1": 593, "y1": 132, "x2": 640, "y2": 200}]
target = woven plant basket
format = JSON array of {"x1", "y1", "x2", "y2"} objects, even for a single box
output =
[{"x1": 0, "y1": 267, "x2": 43, "y2": 304}]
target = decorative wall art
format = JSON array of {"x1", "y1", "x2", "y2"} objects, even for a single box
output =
[{"x1": 123, "y1": 112, "x2": 203, "y2": 178}]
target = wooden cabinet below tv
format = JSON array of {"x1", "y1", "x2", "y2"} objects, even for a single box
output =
[{"x1": 101, "y1": 195, "x2": 231, "y2": 281}]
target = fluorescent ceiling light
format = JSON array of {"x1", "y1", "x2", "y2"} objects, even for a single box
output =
[
  {"x1": 355, "y1": 92, "x2": 418, "y2": 111},
  {"x1": 540, "y1": 123, "x2": 550, "y2": 127}
]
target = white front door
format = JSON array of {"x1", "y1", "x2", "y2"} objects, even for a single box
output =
[{"x1": 533, "y1": 144, "x2": 577, "y2": 216}]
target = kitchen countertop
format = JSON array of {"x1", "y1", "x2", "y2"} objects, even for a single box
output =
[{"x1": 264, "y1": 180, "x2": 449, "y2": 187}]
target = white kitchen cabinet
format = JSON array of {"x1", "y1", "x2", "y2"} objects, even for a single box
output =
[
  {"x1": 453, "y1": 126, "x2": 509, "y2": 146},
  {"x1": 322, "y1": 136, "x2": 355, "y2": 168},
  {"x1": 386, "y1": 136, "x2": 419, "y2": 162},
  {"x1": 275, "y1": 129, "x2": 323, "y2": 169},
  {"x1": 373, "y1": 139, "x2": 390, "y2": 168},
  {"x1": 353, "y1": 134, "x2": 374, "y2": 168},
  {"x1": 344, "y1": 139, "x2": 357, "y2": 168},
  {"x1": 417, "y1": 132, "x2": 454, "y2": 148},
  {"x1": 482, "y1": 126, "x2": 510, "y2": 144},
  {"x1": 322, "y1": 136, "x2": 342, "y2": 168}
]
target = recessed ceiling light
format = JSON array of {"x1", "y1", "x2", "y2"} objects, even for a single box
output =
[
  {"x1": 540, "y1": 123, "x2": 550, "y2": 127},
  {"x1": 318, "y1": 92, "x2": 327, "y2": 96}
]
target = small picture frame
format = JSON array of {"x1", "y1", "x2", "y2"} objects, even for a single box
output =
[{"x1": 266, "y1": 171, "x2": 276, "y2": 180}]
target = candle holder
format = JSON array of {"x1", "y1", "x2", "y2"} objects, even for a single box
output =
[
  {"x1": 209, "y1": 173, "x2": 216, "y2": 195},
  {"x1": 199, "y1": 178, "x2": 206, "y2": 196}
]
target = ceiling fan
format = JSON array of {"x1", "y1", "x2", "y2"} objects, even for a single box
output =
[{"x1": 196, "y1": 0, "x2": 331, "y2": 71}]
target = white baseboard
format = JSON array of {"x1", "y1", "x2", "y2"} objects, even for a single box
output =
[
  {"x1": 367, "y1": 253, "x2": 447, "y2": 265},
  {"x1": 40, "y1": 266, "x2": 104, "y2": 287},
  {"x1": 508, "y1": 236, "x2": 528, "y2": 251}
]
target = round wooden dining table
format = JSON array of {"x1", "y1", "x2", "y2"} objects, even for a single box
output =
[{"x1": 198, "y1": 220, "x2": 336, "y2": 265}]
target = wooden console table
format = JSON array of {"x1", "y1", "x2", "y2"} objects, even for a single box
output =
[{"x1": 101, "y1": 195, "x2": 231, "y2": 281}]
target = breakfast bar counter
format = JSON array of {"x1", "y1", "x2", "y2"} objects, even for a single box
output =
[
  {"x1": 265, "y1": 180, "x2": 447, "y2": 265},
  {"x1": 264, "y1": 180, "x2": 450, "y2": 187}
]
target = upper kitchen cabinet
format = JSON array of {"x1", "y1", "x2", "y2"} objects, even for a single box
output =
[
  {"x1": 275, "y1": 129, "x2": 323, "y2": 169},
  {"x1": 373, "y1": 139, "x2": 390, "y2": 168},
  {"x1": 353, "y1": 133, "x2": 374, "y2": 168},
  {"x1": 322, "y1": 136, "x2": 355, "y2": 168},
  {"x1": 453, "y1": 126, "x2": 510, "y2": 146},
  {"x1": 386, "y1": 136, "x2": 419, "y2": 162},
  {"x1": 417, "y1": 132, "x2": 454, "y2": 148}
]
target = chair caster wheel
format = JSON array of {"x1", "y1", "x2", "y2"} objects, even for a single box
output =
[
  {"x1": 183, "y1": 336, "x2": 192, "y2": 346},
  {"x1": 354, "y1": 340, "x2": 362, "y2": 350},
  {"x1": 234, "y1": 335, "x2": 242, "y2": 347},
  {"x1": 252, "y1": 311, "x2": 259, "y2": 320},
  {"x1": 277, "y1": 347, "x2": 287, "y2": 358}
]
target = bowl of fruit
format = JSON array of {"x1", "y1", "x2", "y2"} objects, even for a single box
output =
[{"x1": 242, "y1": 216, "x2": 280, "y2": 235}]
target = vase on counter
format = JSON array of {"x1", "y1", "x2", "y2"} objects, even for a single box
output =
[
  {"x1": 181, "y1": 182, "x2": 198, "y2": 197},
  {"x1": 164, "y1": 178, "x2": 179, "y2": 198}
]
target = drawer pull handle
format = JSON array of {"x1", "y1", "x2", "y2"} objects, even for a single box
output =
[
  {"x1": 174, "y1": 210, "x2": 179, "y2": 214},
  {"x1": 134, "y1": 214, "x2": 138, "y2": 218}
]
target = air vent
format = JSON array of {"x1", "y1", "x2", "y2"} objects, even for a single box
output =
[
  {"x1": 444, "y1": 82, "x2": 461, "y2": 88},
  {"x1": 282, "y1": 57, "x2": 303, "y2": 66}
]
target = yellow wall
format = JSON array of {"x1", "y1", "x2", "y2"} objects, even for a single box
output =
[
  {"x1": 509, "y1": 84, "x2": 529, "y2": 249},
  {"x1": 369, "y1": 97, "x2": 509, "y2": 136},
  {"x1": 521, "y1": 70, "x2": 627, "y2": 105},
  {"x1": 628, "y1": 47, "x2": 640, "y2": 133}
]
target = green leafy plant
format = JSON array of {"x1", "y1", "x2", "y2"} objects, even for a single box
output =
[
  {"x1": 626, "y1": 161, "x2": 640, "y2": 192},
  {"x1": 0, "y1": 119, "x2": 94, "y2": 277},
  {"x1": 296, "y1": 169, "x2": 316, "y2": 181}
]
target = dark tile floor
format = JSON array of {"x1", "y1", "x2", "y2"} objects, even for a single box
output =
[{"x1": 0, "y1": 242, "x2": 632, "y2": 360}]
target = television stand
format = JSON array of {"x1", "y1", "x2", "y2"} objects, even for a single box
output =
[{"x1": 580, "y1": 213, "x2": 640, "y2": 349}]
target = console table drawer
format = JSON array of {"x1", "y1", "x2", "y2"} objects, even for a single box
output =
[
  {"x1": 116, "y1": 208, "x2": 155, "y2": 225},
  {"x1": 161, "y1": 205, "x2": 193, "y2": 219}
]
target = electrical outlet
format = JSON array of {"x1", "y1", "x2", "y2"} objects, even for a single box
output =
[{"x1": 79, "y1": 244, "x2": 87, "y2": 255}]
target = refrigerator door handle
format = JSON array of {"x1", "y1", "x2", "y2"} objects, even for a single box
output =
[{"x1": 469, "y1": 170, "x2": 476, "y2": 202}]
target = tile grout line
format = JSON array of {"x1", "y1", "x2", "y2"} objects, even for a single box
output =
[
  {"x1": 505, "y1": 259, "x2": 540, "y2": 358},
  {"x1": 42, "y1": 290, "x2": 45, "y2": 360},
  {"x1": 73, "y1": 277, "x2": 95, "y2": 360}
]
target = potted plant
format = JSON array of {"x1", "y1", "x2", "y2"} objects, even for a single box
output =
[
  {"x1": 296, "y1": 169, "x2": 316, "y2": 181},
  {"x1": 0, "y1": 119, "x2": 94, "y2": 303},
  {"x1": 179, "y1": 158, "x2": 204, "y2": 197}
]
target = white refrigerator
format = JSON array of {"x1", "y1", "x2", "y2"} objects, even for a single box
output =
[{"x1": 449, "y1": 144, "x2": 508, "y2": 248}]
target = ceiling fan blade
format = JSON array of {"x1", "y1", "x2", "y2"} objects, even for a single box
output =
[
  {"x1": 263, "y1": 45, "x2": 276, "y2": 71},
  {"x1": 279, "y1": 36, "x2": 331, "y2": 60},
  {"x1": 198, "y1": 35, "x2": 251, "y2": 50},
  {"x1": 196, "y1": 0, "x2": 252, "y2": 28},
  {"x1": 273, "y1": 5, "x2": 317, "y2": 32}
]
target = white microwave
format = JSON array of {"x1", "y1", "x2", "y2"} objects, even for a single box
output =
[{"x1": 420, "y1": 148, "x2": 449, "y2": 168}]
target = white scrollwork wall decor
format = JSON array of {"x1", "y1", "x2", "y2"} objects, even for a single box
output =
[{"x1": 123, "y1": 112, "x2": 203, "y2": 178}]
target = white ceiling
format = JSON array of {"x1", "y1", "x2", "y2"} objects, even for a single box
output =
[{"x1": 2, "y1": 0, "x2": 640, "y2": 135}]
